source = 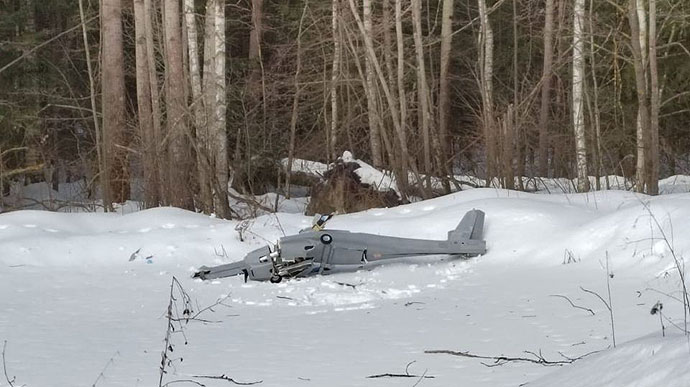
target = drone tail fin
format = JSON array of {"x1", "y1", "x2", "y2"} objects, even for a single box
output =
[{"x1": 448, "y1": 209, "x2": 485, "y2": 242}]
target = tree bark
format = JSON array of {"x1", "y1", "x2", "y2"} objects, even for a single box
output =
[
  {"x1": 329, "y1": 0, "x2": 341, "y2": 161},
  {"x1": 163, "y1": 0, "x2": 193, "y2": 208},
  {"x1": 102, "y1": 0, "x2": 129, "y2": 204},
  {"x1": 648, "y1": 0, "x2": 659, "y2": 194},
  {"x1": 588, "y1": 0, "x2": 604, "y2": 190},
  {"x1": 363, "y1": 0, "x2": 382, "y2": 167},
  {"x1": 438, "y1": 0, "x2": 454, "y2": 167},
  {"x1": 477, "y1": 0, "x2": 495, "y2": 186},
  {"x1": 286, "y1": 1, "x2": 309, "y2": 198},
  {"x1": 538, "y1": 0, "x2": 555, "y2": 177},
  {"x1": 212, "y1": 0, "x2": 230, "y2": 218},
  {"x1": 184, "y1": 0, "x2": 213, "y2": 213},
  {"x1": 412, "y1": 0, "x2": 432, "y2": 178},
  {"x1": 629, "y1": 0, "x2": 650, "y2": 193},
  {"x1": 134, "y1": 0, "x2": 159, "y2": 207},
  {"x1": 78, "y1": 0, "x2": 106, "y2": 205},
  {"x1": 144, "y1": 0, "x2": 163, "y2": 203},
  {"x1": 572, "y1": 0, "x2": 589, "y2": 192},
  {"x1": 248, "y1": 0, "x2": 263, "y2": 60}
]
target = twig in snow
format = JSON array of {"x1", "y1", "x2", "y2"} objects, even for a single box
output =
[
  {"x1": 549, "y1": 294, "x2": 595, "y2": 315},
  {"x1": 366, "y1": 361, "x2": 435, "y2": 380},
  {"x1": 214, "y1": 245, "x2": 230, "y2": 259},
  {"x1": 192, "y1": 374, "x2": 263, "y2": 385},
  {"x1": 333, "y1": 281, "x2": 362, "y2": 289},
  {"x1": 425, "y1": 348, "x2": 601, "y2": 367},
  {"x1": 162, "y1": 380, "x2": 205, "y2": 387},
  {"x1": 580, "y1": 283, "x2": 616, "y2": 347},
  {"x1": 2, "y1": 341, "x2": 16, "y2": 387},
  {"x1": 638, "y1": 199, "x2": 689, "y2": 335},
  {"x1": 411, "y1": 369, "x2": 430, "y2": 387},
  {"x1": 92, "y1": 351, "x2": 120, "y2": 387},
  {"x1": 651, "y1": 301, "x2": 665, "y2": 337},
  {"x1": 159, "y1": 277, "x2": 235, "y2": 387}
]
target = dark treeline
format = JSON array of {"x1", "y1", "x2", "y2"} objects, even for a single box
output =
[{"x1": 1, "y1": 0, "x2": 689, "y2": 216}]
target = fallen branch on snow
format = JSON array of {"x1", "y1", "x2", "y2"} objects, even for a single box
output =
[
  {"x1": 192, "y1": 374, "x2": 263, "y2": 385},
  {"x1": 424, "y1": 348, "x2": 601, "y2": 367},
  {"x1": 366, "y1": 361, "x2": 434, "y2": 380}
]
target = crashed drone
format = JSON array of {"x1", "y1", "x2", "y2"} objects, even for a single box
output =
[{"x1": 194, "y1": 209, "x2": 486, "y2": 283}]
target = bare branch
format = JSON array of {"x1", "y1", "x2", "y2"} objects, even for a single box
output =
[{"x1": 549, "y1": 294, "x2": 595, "y2": 315}]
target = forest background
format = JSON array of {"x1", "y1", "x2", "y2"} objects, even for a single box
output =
[{"x1": 1, "y1": 0, "x2": 689, "y2": 217}]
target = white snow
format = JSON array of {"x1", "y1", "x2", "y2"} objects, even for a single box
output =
[{"x1": 1, "y1": 187, "x2": 690, "y2": 386}]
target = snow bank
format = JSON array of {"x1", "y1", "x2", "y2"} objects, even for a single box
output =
[
  {"x1": 529, "y1": 333, "x2": 690, "y2": 387},
  {"x1": 2, "y1": 181, "x2": 690, "y2": 386}
]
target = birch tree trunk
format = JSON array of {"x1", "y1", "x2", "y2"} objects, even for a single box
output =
[
  {"x1": 648, "y1": 0, "x2": 659, "y2": 194},
  {"x1": 184, "y1": 0, "x2": 212, "y2": 212},
  {"x1": 477, "y1": 0, "x2": 495, "y2": 186},
  {"x1": 363, "y1": 0, "x2": 382, "y2": 167},
  {"x1": 164, "y1": 0, "x2": 193, "y2": 208},
  {"x1": 572, "y1": 0, "x2": 589, "y2": 192},
  {"x1": 102, "y1": 0, "x2": 129, "y2": 204},
  {"x1": 629, "y1": 0, "x2": 650, "y2": 193},
  {"x1": 538, "y1": 0, "x2": 555, "y2": 177},
  {"x1": 329, "y1": 0, "x2": 341, "y2": 161},
  {"x1": 212, "y1": 0, "x2": 230, "y2": 218},
  {"x1": 134, "y1": 0, "x2": 158, "y2": 207}
]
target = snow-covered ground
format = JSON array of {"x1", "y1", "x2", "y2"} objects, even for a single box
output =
[{"x1": 1, "y1": 188, "x2": 690, "y2": 386}]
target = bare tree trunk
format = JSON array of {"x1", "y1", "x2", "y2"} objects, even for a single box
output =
[
  {"x1": 144, "y1": 0, "x2": 163, "y2": 203},
  {"x1": 164, "y1": 0, "x2": 193, "y2": 208},
  {"x1": 285, "y1": 0, "x2": 309, "y2": 198},
  {"x1": 538, "y1": 0, "x2": 555, "y2": 177},
  {"x1": 438, "y1": 0, "x2": 453, "y2": 168},
  {"x1": 329, "y1": 0, "x2": 341, "y2": 161},
  {"x1": 346, "y1": 0, "x2": 404, "y2": 162},
  {"x1": 184, "y1": 0, "x2": 213, "y2": 213},
  {"x1": 363, "y1": 0, "x2": 382, "y2": 167},
  {"x1": 477, "y1": 0, "x2": 495, "y2": 186},
  {"x1": 394, "y1": 0, "x2": 410, "y2": 191},
  {"x1": 648, "y1": 0, "x2": 659, "y2": 194},
  {"x1": 134, "y1": 0, "x2": 159, "y2": 207},
  {"x1": 412, "y1": 0, "x2": 432, "y2": 180},
  {"x1": 249, "y1": 0, "x2": 263, "y2": 60},
  {"x1": 572, "y1": 0, "x2": 589, "y2": 192},
  {"x1": 78, "y1": 0, "x2": 107, "y2": 206},
  {"x1": 503, "y1": 105, "x2": 515, "y2": 189},
  {"x1": 588, "y1": 0, "x2": 604, "y2": 190},
  {"x1": 212, "y1": 0, "x2": 230, "y2": 218},
  {"x1": 512, "y1": 0, "x2": 521, "y2": 190},
  {"x1": 629, "y1": 0, "x2": 650, "y2": 193},
  {"x1": 102, "y1": 0, "x2": 129, "y2": 204}
]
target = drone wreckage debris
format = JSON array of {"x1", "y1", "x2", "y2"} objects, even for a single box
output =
[{"x1": 194, "y1": 209, "x2": 486, "y2": 283}]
